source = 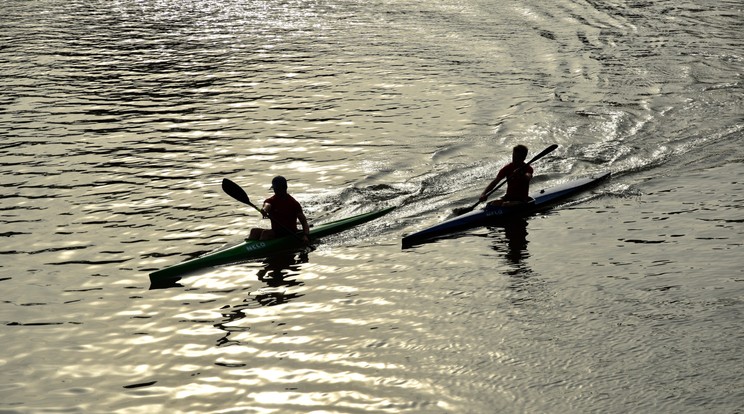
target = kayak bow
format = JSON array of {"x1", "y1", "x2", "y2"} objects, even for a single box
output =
[{"x1": 149, "y1": 206, "x2": 395, "y2": 282}]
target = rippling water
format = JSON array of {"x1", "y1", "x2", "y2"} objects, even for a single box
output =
[{"x1": 1, "y1": 0, "x2": 742, "y2": 413}]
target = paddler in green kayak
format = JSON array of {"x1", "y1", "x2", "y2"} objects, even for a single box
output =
[
  {"x1": 248, "y1": 176, "x2": 311, "y2": 244},
  {"x1": 479, "y1": 144, "x2": 534, "y2": 207}
]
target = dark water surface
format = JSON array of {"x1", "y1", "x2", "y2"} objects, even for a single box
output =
[{"x1": 1, "y1": 0, "x2": 742, "y2": 412}]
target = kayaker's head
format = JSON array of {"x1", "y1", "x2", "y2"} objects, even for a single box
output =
[
  {"x1": 512, "y1": 144, "x2": 528, "y2": 164},
  {"x1": 270, "y1": 175, "x2": 288, "y2": 195}
]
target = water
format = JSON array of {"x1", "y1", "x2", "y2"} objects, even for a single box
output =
[{"x1": 1, "y1": 0, "x2": 742, "y2": 412}]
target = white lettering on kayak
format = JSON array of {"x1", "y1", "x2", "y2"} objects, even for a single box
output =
[
  {"x1": 485, "y1": 208, "x2": 505, "y2": 217},
  {"x1": 244, "y1": 242, "x2": 267, "y2": 252}
]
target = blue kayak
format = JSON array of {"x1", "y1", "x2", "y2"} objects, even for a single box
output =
[{"x1": 402, "y1": 171, "x2": 611, "y2": 247}]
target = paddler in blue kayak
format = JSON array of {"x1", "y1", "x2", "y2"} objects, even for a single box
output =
[
  {"x1": 248, "y1": 176, "x2": 311, "y2": 244},
  {"x1": 479, "y1": 144, "x2": 534, "y2": 207}
]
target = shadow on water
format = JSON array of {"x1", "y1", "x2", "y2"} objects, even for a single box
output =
[
  {"x1": 148, "y1": 248, "x2": 313, "y2": 290},
  {"x1": 482, "y1": 219, "x2": 551, "y2": 312},
  {"x1": 252, "y1": 251, "x2": 308, "y2": 306},
  {"x1": 483, "y1": 218, "x2": 544, "y2": 302},
  {"x1": 485, "y1": 219, "x2": 531, "y2": 274},
  {"x1": 213, "y1": 252, "x2": 309, "y2": 347}
]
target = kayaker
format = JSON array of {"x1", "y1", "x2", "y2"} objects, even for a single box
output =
[
  {"x1": 479, "y1": 144, "x2": 534, "y2": 206},
  {"x1": 248, "y1": 176, "x2": 311, "y2": 244}
]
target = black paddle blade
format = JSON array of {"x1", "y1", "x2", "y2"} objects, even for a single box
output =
[
  {"x1": 221, "y1": 178, "x2": 252, "y2": 206},
  {"x1": 531, "y1": 144, "x2": 558, "y2": 161},
  {"x1": 453, "y1": 205, "x2": 476, "y2": 216}
]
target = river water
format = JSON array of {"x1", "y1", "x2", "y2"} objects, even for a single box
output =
[{"x1": 1, "y1": 0, "x2": 742, "y2": 413}]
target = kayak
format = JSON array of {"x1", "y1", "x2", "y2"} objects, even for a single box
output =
[
  {"x1": 149, "y1": 206, "x2": 396, "y2": 282},
  {"x1": 402, "y1": 171, "x2": 611, "y2": 247},
  {"x1": 403, "y1": 171, "x2": 611, "y2": 247}
]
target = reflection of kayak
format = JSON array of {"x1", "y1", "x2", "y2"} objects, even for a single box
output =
[
  {"x1": 149, "y1": 206, "x2": 396, "y2": 282},
  {"x1": 402, "y1": 171, "x2": 611, "y2": 248}
]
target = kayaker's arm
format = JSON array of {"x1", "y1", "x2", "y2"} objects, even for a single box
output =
[
  {"x1": 260, "y1": 202, "x2": 271, "y2": 218},
  {"x1": 480, "y1": 180, "x2": 496, "y2": 201},
  {"x1": 480, "y1": 170, "x2": 507, "y2": 202},
  {"x1": 298, "y1": 210, "x2": 310, "y2": 243}
]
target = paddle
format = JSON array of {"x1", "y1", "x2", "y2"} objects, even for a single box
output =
[
  {"x1": 222, "y1": 178, "x2": 261, "y2": 212},
  {"x1": 452, "y1": 144, "x2": 558, "y2": 216},
  {"x1": 221, "y1": 178, "x2": 307, "y2": 243}
]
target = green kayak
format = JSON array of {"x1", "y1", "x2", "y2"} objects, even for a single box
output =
[{"x1": 149, "y1": 206, "x2": 395, "y2": 282}]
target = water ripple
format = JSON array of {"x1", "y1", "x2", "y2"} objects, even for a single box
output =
[{"x1": 1, "y1": 0, "x2": 743, "y2": 412}]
